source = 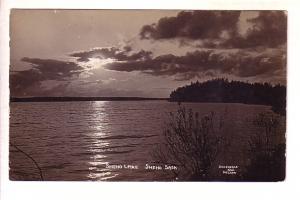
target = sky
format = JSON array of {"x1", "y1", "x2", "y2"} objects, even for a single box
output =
[{"x1": 10, "y1": 10, "x2": 287, "y2": 97}]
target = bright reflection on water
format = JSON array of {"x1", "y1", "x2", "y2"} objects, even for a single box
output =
[
  {"x1": 9, "y1": 101, "x2": 274, "y2": 181},
  {"x1": 86, "y1": 101, "x2": 118, "y2": 180}
]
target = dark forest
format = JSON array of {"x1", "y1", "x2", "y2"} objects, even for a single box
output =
[{"x1": 169, "y1": 79, "x2": 286, "y2": 115}]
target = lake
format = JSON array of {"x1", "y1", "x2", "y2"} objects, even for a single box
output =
[{"x1": 9, "y1": 101, "x2": 279, "y2": 181}]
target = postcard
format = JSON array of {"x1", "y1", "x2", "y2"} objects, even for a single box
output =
[{"x1": 8, "y1": 9, "x2": 286, "y2": 182}]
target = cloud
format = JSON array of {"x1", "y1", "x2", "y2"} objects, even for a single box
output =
[
  {"x1": 69, "y1": 46, "x2": 153, "y2": 62},
  {"x1": 140, "y1": 10, "x2": 286, "y2": 49},
  {"x1": 21, "y1": 57, "x2": 83, "y2": 78},
  {"x1": 104, "y1": 49, "x2": 286, "y2": 81},
  {"x1": 140, "y1": 11, "x2": 241, "y2": 40},
  {"x1": 10, "y1": 58, "x2": 83, "y2": 96},
  {"x1": 222, "y1": 11, "x2": 287, "y2": 48}
]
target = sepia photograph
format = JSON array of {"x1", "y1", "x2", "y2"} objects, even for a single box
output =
[{"x1": 9, "y1": 9, "x2": 286, "y2": 181}]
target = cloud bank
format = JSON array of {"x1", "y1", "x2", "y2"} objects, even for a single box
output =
[
  {"x1": 69, "y1": 47, "x2": 152, "y2": 62},
  {"x1": 140, "y1": 10, "x2": 286, "y2": 49},
  {"x1": 10, "y1": 58, "x2": 83, "y2": 96},
  {"x1": 104, "y1": 48, "x2": 286, "y2": 81}
]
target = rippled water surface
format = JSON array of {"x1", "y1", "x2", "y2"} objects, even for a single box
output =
[{"x1": 9, "y1": 101, "x2": 274, "y2": 181}]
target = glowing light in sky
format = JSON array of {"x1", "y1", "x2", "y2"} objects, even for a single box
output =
[{"x1": 80, "y1": 57, "x2": 115, "y2": 71}]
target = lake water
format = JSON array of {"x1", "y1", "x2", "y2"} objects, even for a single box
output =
[{"x1": 9, "y1": 101, "x2": 276, "y2": 181}]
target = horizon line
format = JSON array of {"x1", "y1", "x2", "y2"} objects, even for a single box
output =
[{"x1": 10, "y1": 96, "x2": 170, "y2": 102}]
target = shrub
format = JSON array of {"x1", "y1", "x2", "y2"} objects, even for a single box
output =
[
  {"x1": 152, "y1": 105, "x2": 226, "y2": 181},
  {"x1": 244, "y1": 113, "x2": 286, "y2": 181}
]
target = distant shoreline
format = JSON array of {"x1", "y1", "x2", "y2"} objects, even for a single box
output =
[
  {"x1": 10, "y1": 97, "x2": 273, "y2": 108},
  {"x1": 10, "y1": 97, "x2": 169, "y2": 102}
]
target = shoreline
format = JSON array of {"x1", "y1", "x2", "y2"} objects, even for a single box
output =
[{"x1": 10, "y1": 97, "x2": 169, "y2": 102}]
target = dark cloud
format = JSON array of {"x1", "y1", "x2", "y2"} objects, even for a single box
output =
[
  {"x1": 222, "y1": 11, "x2": 287, "y2": 48},
  {"x1": 69, "y1": 47, "x2": 153, "y2": 62},
  {"x1": 20, "y1": 57, "x2": 83, "y2": 79},
  {"x1": 140, "y1": 10, "x2": 286, "y2": 49},
  {"x1": 140, "y1": 11, "x2": 241, "y2": 40},
  {"x1": 105, "y1": 49, "x2": 286, "y2": 81},
  {"x1": 10, "y1": 58, "x2": 83, "y2": 96}
]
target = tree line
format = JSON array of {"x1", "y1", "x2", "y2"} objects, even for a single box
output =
[{"x1": 169, "y1": 78, "x2": 286, "y2": 115}]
